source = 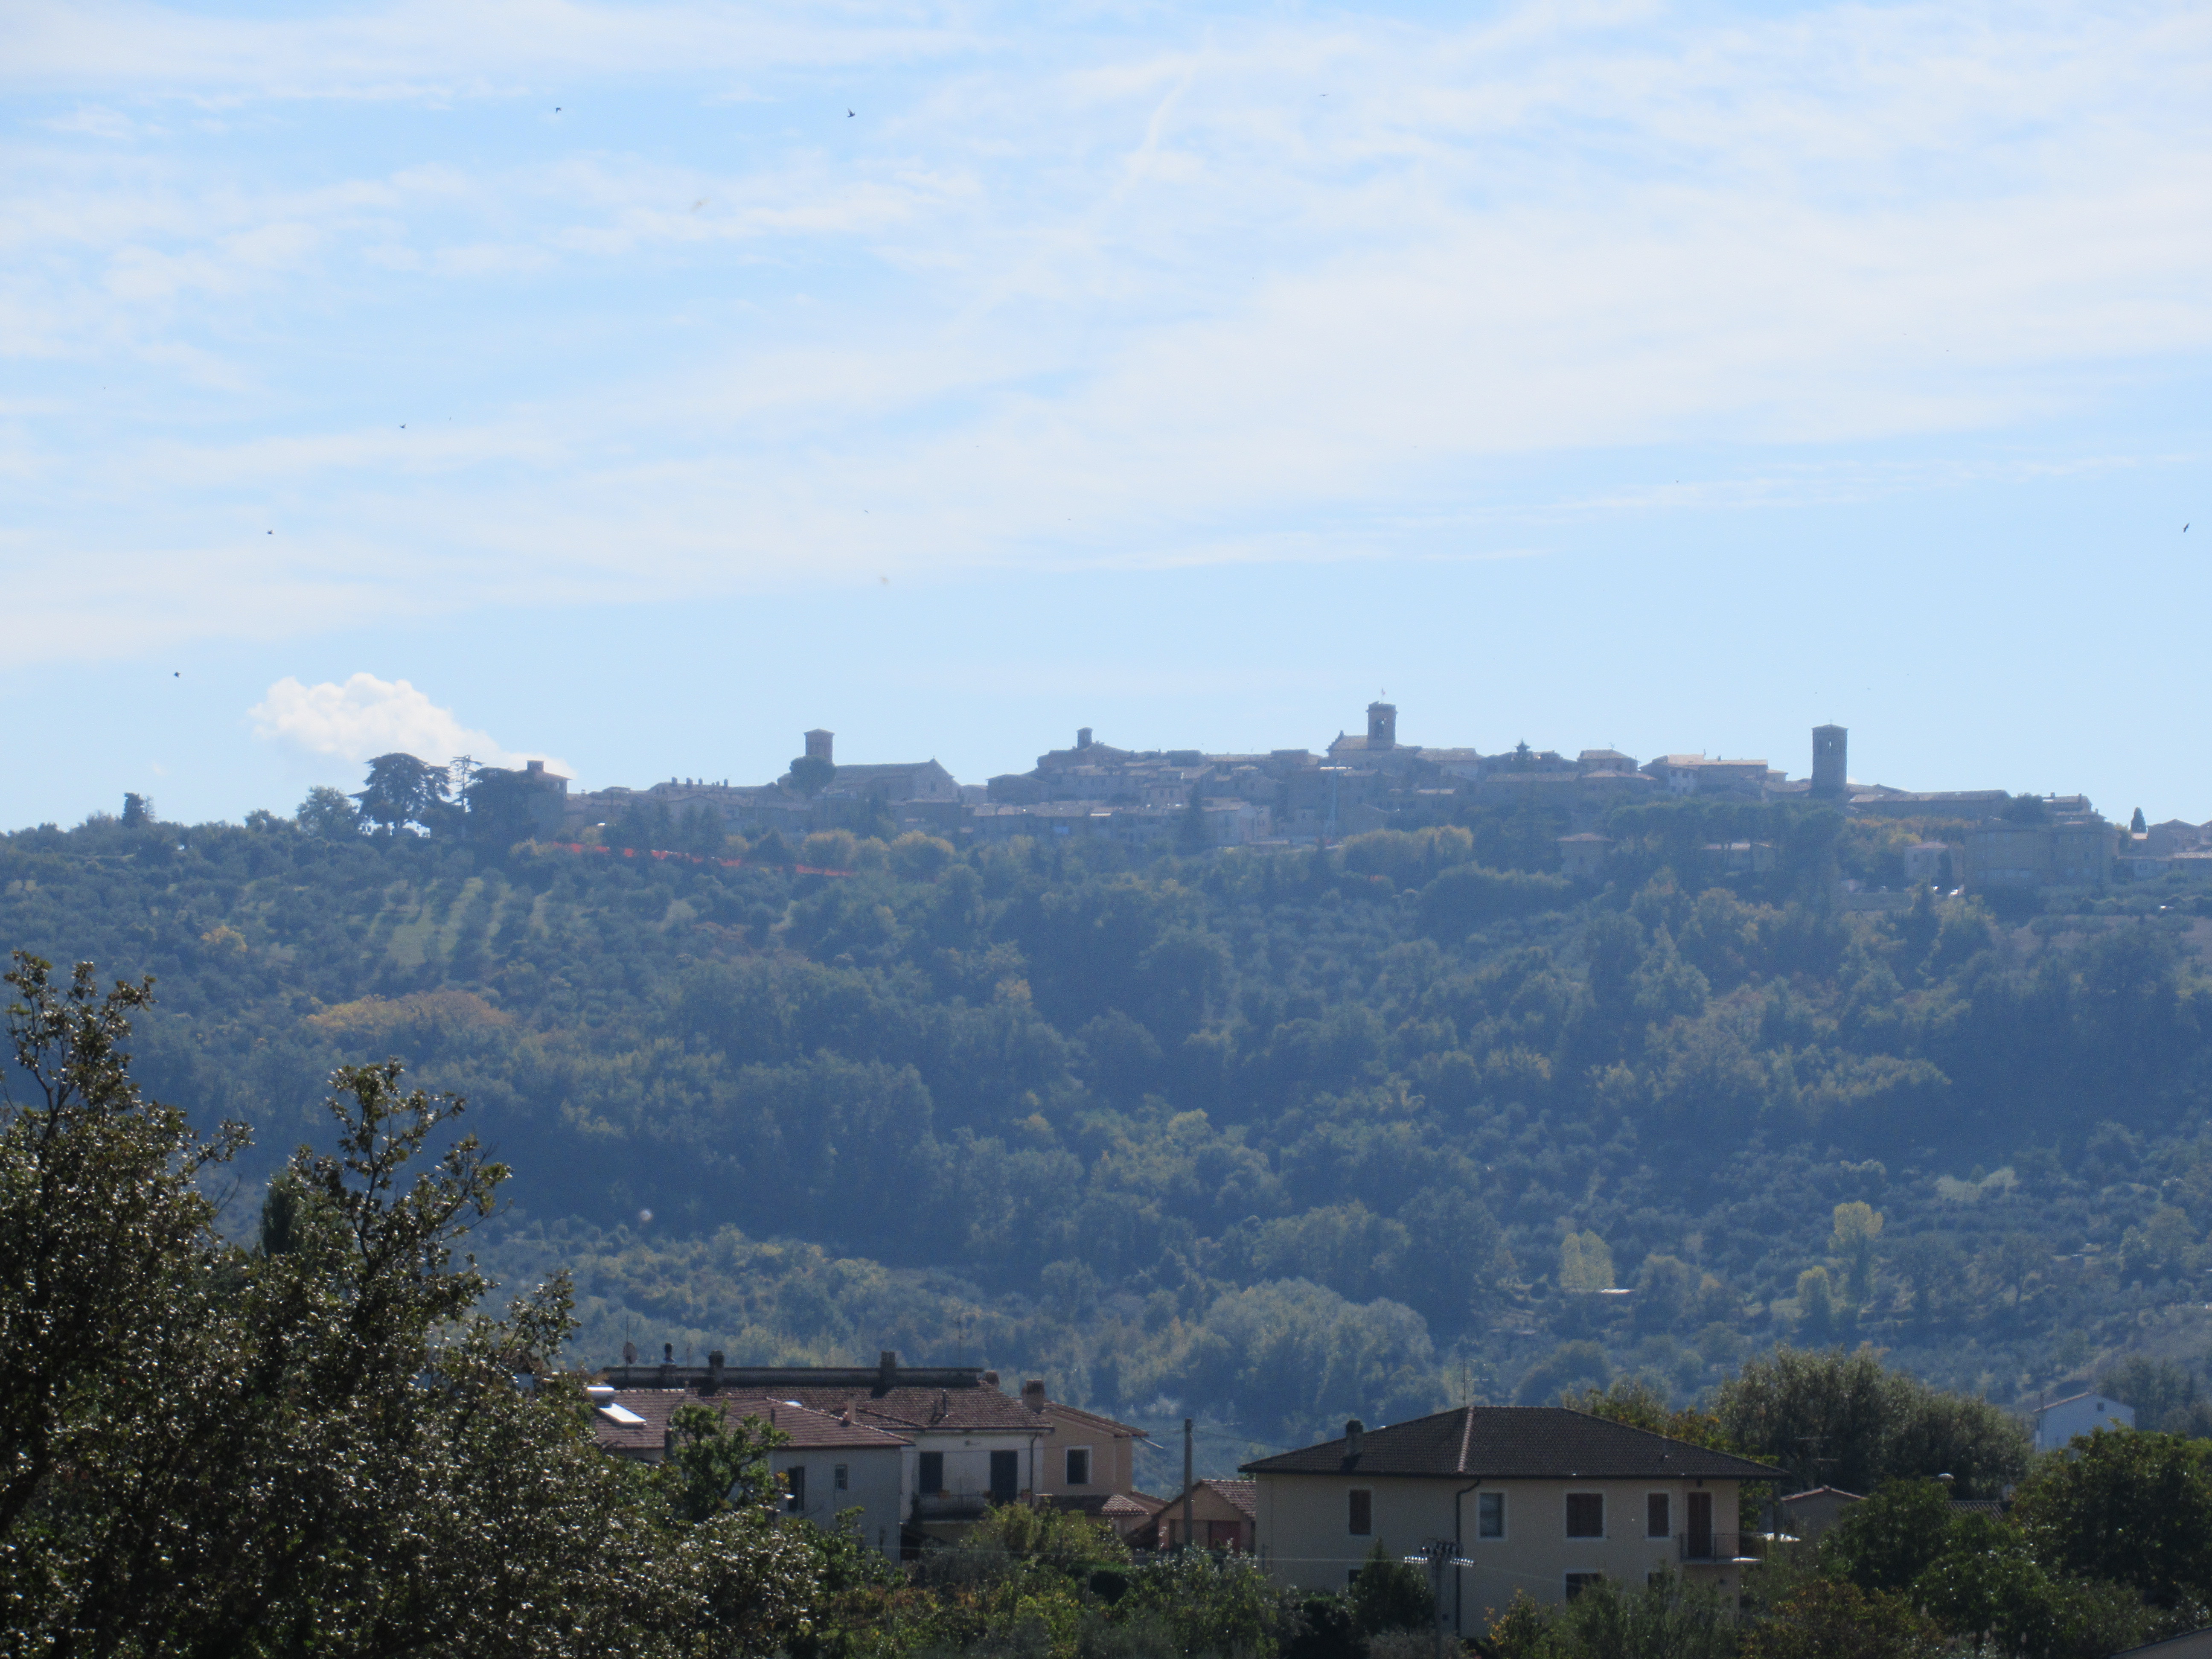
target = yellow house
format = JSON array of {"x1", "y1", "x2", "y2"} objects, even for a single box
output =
[{"x1": 1241, "y1": 1407, "x2": 1784, "y2": 1632}]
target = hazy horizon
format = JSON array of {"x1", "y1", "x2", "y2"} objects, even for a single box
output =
[{"x1": 5, "y1": 0, "x2": 2208, "y2": 827}]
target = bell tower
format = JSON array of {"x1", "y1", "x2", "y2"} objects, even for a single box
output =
[
  {"x1": 1811, "y1": 725, "x2": 1846, "y2": 800},
  {"x1": 1366, "y1": 701, "x2": 1397, "y2": 751}
]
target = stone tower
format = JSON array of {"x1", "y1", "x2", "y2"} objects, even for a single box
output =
[
  {"x1": 1366, "y1": 702, "x2": 1397, "y2": 751},
  {"x1": 1811, "y1": 725, "x2": 1847, "y2": 800},
  {"x1": 804, "y1": 729, "x2": 834, "y2": 764}
]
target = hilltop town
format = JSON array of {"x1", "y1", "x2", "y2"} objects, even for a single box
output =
[{"x1": 496, "y1": 704, "x2": 2207, "y2": 899}]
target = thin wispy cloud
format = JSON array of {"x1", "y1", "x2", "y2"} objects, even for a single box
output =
[{"x1": 3, "y1": 0, "x2": 2210, "y2": 660}]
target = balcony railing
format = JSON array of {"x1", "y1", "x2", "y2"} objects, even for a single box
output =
[
  {"x1": 911, "y1": 1491, "x2": 997, "y2": 1522},
  {"x1": 1677, "y1": 1531, "x2": 1761, "y2": 1564}
]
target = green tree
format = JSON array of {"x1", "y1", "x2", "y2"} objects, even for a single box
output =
[
  {"x1": 1345, "y1": 1540, "x2": 1431, "y2": 1636},
  {"x1": 2011, "y1": 1428, "x2": 2212, "y2": 1612},
  {"x1": 0, "y1": 953, "x2": 822, "y2": 1657},
  {"x1": 354, "y1": 751, "x2": 451, "y2": 835},
  {"x1": 1828, "y1": 1202, "x2": 1883, "y2": 1304},
  {"x1": 788, "y1": 754, "x2": 836, "y2": 795},
  {"x1": 1741, "y1": 1577, "x2": 1939, "y2": 1659},
  {"x1": 1716, "y1": 1347, "x2": 2029, "y2": 1499},
  {"x1": 1549, "y1": 1571, "x2": 1736, "y2": 1659},
  {"x1": 1817, "y1": 1479, "x2": 1955, "y2": 1597},
  {"x1": 2098, "y1": 1356, "x2": 2212, "y2": 1436},
  {"x1": 296, "y1": 783, "x2": 361, "y2": 839}
]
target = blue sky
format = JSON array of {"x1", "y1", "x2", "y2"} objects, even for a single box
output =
[{"x1": 4, "y1": 0, "x2": 2209, "y2": 826}]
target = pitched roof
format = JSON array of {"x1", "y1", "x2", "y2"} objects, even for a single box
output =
[
  {"x1": 1047, "y1": 1401, "x2": 1151, "y2": 1439},
  {"x1": 780, "y1": 1384, "x2": 1056, "y2": 1435},
  {"x1": 1240, "y1": 1407, "x2": 1784, "y2": 1482},
  {"x1": 590, "y1": 1390, "x2": 912, "y2": 1458},
  {"x1": 1208, "y1": 1478, "x2": 1257, "y2": 1518},
  {"x1": 1048, "y1": 1491, "x2": 1165, "y2": 1519}
]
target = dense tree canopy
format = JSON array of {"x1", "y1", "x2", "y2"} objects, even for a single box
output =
[{"x1": 6, "y1": 786, "x2": 2212, "y2": 1447}]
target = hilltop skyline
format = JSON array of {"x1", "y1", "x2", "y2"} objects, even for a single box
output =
[{"x1": 5, "y1": 0, "x2": 2208, "y2": 827}]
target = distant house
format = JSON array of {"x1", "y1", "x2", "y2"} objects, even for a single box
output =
[
  {"x1": 1032, "y1": 1392, "x2": 1155, "y2": 1522},
  {"x1": 597, "y1": 1351, "x2": 1057, "y2": 1547},
  {"x1": 586, "y1": 1387, "x2": 910, "y2": 1560},
  {"x1": 1241, "y1": 1408, "x2": 1784, "y2": 1627},
  {"x1": 1556, "y1": 833, "x2": 1613, "y2": 881},
  {"x1": 2033, "y1": 1391, "x2": 2134, "y2": 1453},
  {"x1": 1777, "y1": 1486, "x2": 1862, "y2": 1543},
  {"x1": 1147, "y1": 1478, "x2": 1257, "y2": 1552}
]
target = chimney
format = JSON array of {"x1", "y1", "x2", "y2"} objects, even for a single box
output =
[
  {"x1": 1022, "y1": 1379, "x2": 1048, "y2": 1414},
  {"x1": 707, "y1": 1350, "x2": 725, "y2": 1393},
  {"x1": 876, "y1": 1349, "x2": 898, "y2": 1396},
  {"x1": 659, "y1": 1342, "x2": 675, "y2": 1386},
  {"x1": 981, "y1": 1371, "x2": 1001, "y2": 1389},
  {"x1": 622, "y1": 1340, "x2": 637, "y2": 1366},
  {"x1": 1344, "y1": 1419, "x2": 1365, "y2": 1459}
]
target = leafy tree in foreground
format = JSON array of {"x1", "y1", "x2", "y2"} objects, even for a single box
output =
[{"x1": 0, "y1": 953, "x2": 820, "y2": 1658}]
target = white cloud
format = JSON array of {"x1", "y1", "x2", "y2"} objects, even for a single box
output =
[
  {"x1": 3, "y1": 0, "x2": 2212, "y2": 661},
  {"x1": 249, "y1": 673, "x2": 570, "y2": 774}
]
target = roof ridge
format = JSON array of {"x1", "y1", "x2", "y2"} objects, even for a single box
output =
[{"x1": 1456, "y1": 1404, "x2": 1474, "y2": 1474}]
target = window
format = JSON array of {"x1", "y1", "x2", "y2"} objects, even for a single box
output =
[
  {"x1": 1476, "y1": 1492, "x2": 1505, "y2": 1540},
  {"x1": 834, "y1": 1464, "x2": 849, "y2": 1492},
  {"x1": 918, "y1": 1452, "x2": 944, "y2": 1493},
  {"x1": 786, "y1": 1465, "x2": 806, "y2": 1512},
  {"x1": 1349, "y1": 1489, "x2": 1373, "y2": 1536},
  {"x1": 1066, "y1": 1447, "x2": 1092, "y2": 1486},
  {"x1": 1646, "y1": 1493, "x2": 1670, "y2": 1540},
  {"x1": 1565, "y1": 1573, "x2": 1605, "y2": 1601},
  {"x1": 1566, "y1": 1493, "x2": 1604, "y2": 1539}
]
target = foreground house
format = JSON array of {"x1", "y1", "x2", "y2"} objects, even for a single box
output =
[
  {"x1": 587, "y1": 1387, "x2": 911, "y2": 1559},
  {"x1": 1241, "y1": 1408, "x2": 1784, "y2": 1629}
]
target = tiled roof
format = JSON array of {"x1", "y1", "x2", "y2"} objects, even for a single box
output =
[
  {"x1": 1048, "y1": 1491, "x2": 1164, "y2": 1519},
  {"x1": 590, "y1": 1390, "x2": 912, "y2": 1458},
  {"x1": 780, "y1": 1385, "x2": 1056, "y2": 1435},
  {"x1": 1240, "y1": 1408, "x2": 1783, "y2": 1482},
  {"x1": 1047, "y1": 1402, "x2": 1151, "y2": 1439},
  {"x1": 1210, "y1": 1478, "x2": 1257, "y2": 1518}
]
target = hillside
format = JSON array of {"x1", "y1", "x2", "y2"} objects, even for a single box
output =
[{"x1": 6, "y1": 801, "x2": 2211, "y2": 1467}]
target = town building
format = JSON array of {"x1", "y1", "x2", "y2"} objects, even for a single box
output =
[
  {"x1": 585, "y1": 1385, "x2": 911, "y2": 1559},
  {"x1": 2032, "y1": 1391, "x2": 2135, "y2": 1453},
  {"x1": 1147, "y1": 1479, "x2": 1258, "y2": 1552},
  {"x1": 1240, "y1": 1408, "x2": 1784, "y2": 1625},
  {"x1": 592, "y1": 1351, "x2": 1161, "y2": 1551}
]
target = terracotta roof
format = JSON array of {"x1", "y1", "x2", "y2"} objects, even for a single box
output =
[
  {"x1": 779, "y1": 1385, "x2": 1056, "y2": 1435},
  {"x1": 590, "y1": 1390, "x2": 911, "y2": 1458},
  {"x1": 1240, "y1": 1408, "x2": 1784, "y2": 1482},
  {"x1": 1048, "y1": 1491, "x2": 1165, "y2": 1519},
  {"x1": 1209, "y1": 1479, "x2": 1257, "y2": 1518},
  {"x1": 1046, "y1": 1402, "x2": 1151, "y2": 1439}
]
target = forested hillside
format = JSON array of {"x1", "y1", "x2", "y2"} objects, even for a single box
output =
[{"x1": 7, "y1": 797, "x2": 2212, "y2": 1461}]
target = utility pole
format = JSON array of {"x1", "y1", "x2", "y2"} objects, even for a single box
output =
[
  {"x1": 1405, "y1": 1540, "x2": 1472, "y2": 1659},
  {"x1": 1182, "y1": 1417, "x2": 1194, "y2": 1554}
]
